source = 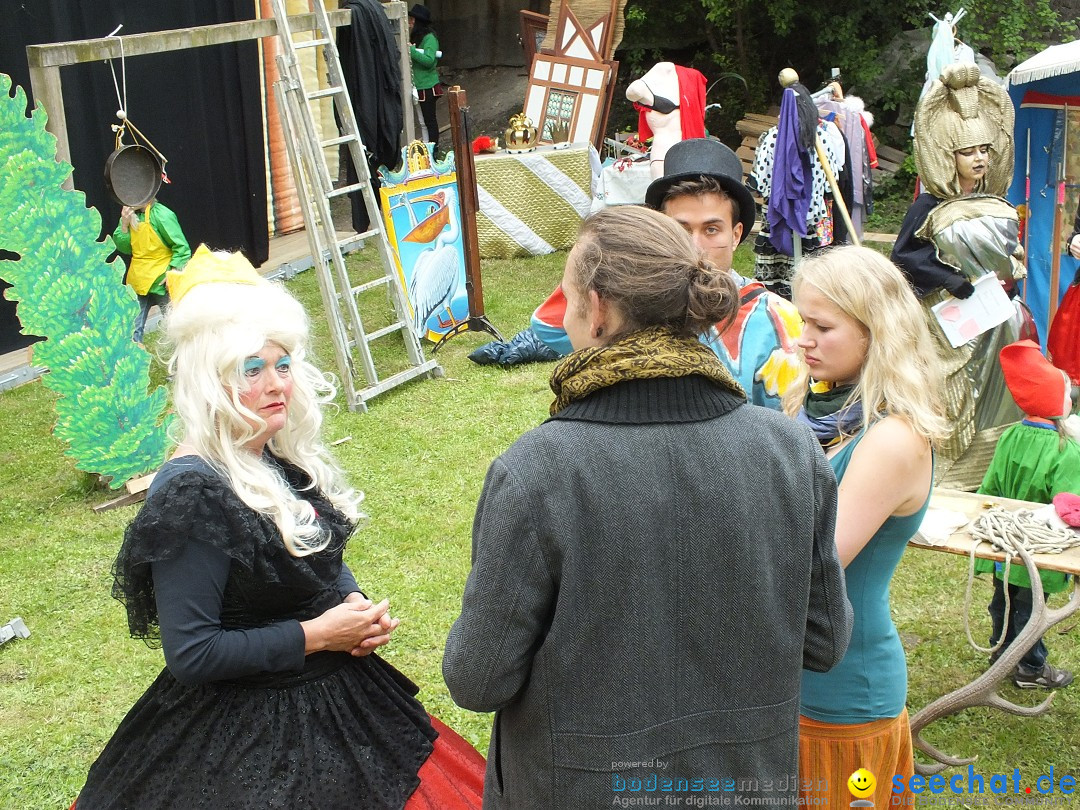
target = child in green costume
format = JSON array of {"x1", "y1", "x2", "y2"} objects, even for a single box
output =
[
  {"x1": 408, "y1": 4, "x2": 443, "y2": 152},
  {"x1": 112, "y1": 198, "x2": 191, "y2": 343},
  {"x1": 978, "y1": 339, "x2": 1079, "y2": 689}
]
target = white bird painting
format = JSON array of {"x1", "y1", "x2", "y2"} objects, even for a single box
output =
[{"x1": 405, "y1": 190, "x2": 462, "y2": 339}]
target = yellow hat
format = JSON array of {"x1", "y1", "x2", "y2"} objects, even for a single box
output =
[{"x1": 166, "y1": 244, "x2": 265, "y2": 304}]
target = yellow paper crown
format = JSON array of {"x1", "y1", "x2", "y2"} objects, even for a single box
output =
[{"x1": 166, "y1": 244, "x2": 265, "y2": 305}]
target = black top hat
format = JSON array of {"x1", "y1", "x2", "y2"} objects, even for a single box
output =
[
  {"x1": 408, "y1": 4, "x2": 431, "y2": 23},
  {"x1": 645, "y1": 138, "x2": 757, "y2": 243}
]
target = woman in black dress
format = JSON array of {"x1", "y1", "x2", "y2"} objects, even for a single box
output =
[{"x1": 74, "y1": 247, "x2": 483, "y2": 810}]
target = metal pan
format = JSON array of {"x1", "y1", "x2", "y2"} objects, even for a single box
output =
[{"x1": 104, "y1": 144, "x2": 162, "y2": 207}]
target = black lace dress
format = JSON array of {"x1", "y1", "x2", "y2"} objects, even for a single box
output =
[{"x1": 76, "y1": 456, "x2": 436, "y2": 810}]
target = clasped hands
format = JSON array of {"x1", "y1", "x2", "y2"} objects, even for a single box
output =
[{"x1": 302, "y1": 593, "x2": 401, "y2": 657}]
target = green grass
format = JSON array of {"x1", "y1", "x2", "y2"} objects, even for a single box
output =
[{"x1": 1, "y1": 244, "x2": 1077, "y2": 809}]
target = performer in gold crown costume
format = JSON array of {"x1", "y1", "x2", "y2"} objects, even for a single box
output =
[
  {"x1": 891, "y1": 63, "x2": 1026, "y2": 475},
  {"x1": 73, "y1": 246, "x2": 484, "y2": 810}
]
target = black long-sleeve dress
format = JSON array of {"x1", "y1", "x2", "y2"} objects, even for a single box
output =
[{"x1": 76, "y1": 455, "x2": 436, "y2": 810}]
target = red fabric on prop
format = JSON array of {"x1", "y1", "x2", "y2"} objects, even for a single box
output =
[
  {"x1": 635, "y1": 103, "x2": 654, "y2": 142},
  {"x1": 1053, "y1": 492, "x2": 1080, "y2": 528},
  {"x1": 674, "y1": 65, "x2": 707, "y2": 139},
  {"x1": 404, "y1": 715, "x2": 486, "y2": 809},
  {"x1": 1049, "y1": 283, "x2": 1080, "y2": 385},
  {"x1": 860, "y1": 114, "x2": 878, "y2": 168}
]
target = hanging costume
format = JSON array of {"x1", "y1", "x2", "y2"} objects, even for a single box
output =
[
  {"x1": 891, "y1": 62, "x2": 1024, "y2": 472},
  {"x1": 815, "y1": 95, "x2": 877, "y2": 238},
  {"x1": 337, "y1": 0, "x2": 404, "y2": 233},
  {"x1": 749, "y1": 95, "x2": 843, "y2": 299}
]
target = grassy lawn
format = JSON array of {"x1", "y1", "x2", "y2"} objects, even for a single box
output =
[{"x1": 1, "y1": 242, "x2": 1077, "y2": 809}]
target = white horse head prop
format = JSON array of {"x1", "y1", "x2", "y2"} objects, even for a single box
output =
[{"x1": 626, "y1": 62, "x2": 706, "y2": 179}]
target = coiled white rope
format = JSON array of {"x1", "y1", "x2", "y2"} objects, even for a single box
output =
[{"x1": 963, "y1": 507, "x2": 1080, "y2": 654}]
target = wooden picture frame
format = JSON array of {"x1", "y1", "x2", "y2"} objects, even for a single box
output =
[{"x1": 519, "y1": 10, "x2": 549, "y2": 65}]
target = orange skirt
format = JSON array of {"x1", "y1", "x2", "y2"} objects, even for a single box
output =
[{"x1": 799, "y1": 708, "x2": 914, "y2": 807}]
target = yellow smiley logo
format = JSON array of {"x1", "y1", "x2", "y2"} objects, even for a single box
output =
[{"x1": 848, "y1": 768, "x2": 876, "y2": 799}]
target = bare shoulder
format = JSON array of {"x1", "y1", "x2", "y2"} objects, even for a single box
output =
[{"x1": 851, "y1": 415, "x2": 931, "y2": 474}]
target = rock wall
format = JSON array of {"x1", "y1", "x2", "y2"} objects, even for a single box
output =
[{"x1": 425, "y1": 0, "x2": 550, "y2": 68}]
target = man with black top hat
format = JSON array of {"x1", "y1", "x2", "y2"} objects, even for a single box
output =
[
  {"x1": 529, "y1": 139, "x2": 801, "y2": 408},
  {"x1": 646, "y1": 138, "x2": 802, "y2": 408}
]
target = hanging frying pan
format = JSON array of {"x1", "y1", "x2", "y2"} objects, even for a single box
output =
[{"x1": 104, "y1": 144, "x2": 162, "y2": 207}]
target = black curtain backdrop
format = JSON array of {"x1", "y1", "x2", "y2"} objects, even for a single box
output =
[{"x1": 0, "y1": 0, "x2": 269, "y2": 354}]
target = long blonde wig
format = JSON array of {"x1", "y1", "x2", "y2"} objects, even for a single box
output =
[
  {"x1": 782, "y1": 246, "x2": 951, "y2": 444},
  {"x1": 161, "y1": 279, "x2": 362, "y2": 556}
]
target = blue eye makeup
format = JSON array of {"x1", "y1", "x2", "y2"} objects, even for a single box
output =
[
  {"x1": 275, "y1": 355, "x2": 292, "y2": 373},
  {"x1": 243, "y1": 357, "x2": 266, "y2": 377}
]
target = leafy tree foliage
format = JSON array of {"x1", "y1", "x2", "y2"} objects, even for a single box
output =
[
  {"x1": 0, "y1": 74, "x2": 171, "y2": 487},
  {"x1": 617, "y1": 0, "x2": 1074, "y2": 143}
]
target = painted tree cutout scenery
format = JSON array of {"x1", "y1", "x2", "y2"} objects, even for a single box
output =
[{"x1": 0, "y1": 73, "x2": 171, "y2": 488}]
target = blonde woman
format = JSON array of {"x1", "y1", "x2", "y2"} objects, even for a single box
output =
[
  {"x1": 74, "y1": 248, "x2": 483, "y2": 809},
  {"x1": 783, "y1": 245, "x2": 949, "y2": 807}
]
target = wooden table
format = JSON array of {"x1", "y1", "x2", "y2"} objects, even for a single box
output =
[{"x1": 912, "y1": 488, "x2": 1080, "y2": 575}]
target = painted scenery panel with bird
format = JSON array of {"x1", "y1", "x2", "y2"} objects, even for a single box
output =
[{"x1": 380, "y1": 143, "x2": 470, "y2": 341}]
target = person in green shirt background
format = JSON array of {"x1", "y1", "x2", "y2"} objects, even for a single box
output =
[
  {"x1": 112, "y1": 198, "x2": 191, "y2": 344},
  {"x1": 408, "y1": 4, "x2": 443, "y2": 154},
  {"x1": 977, "y1": 339, "x2": 1080, "y2": 690}
]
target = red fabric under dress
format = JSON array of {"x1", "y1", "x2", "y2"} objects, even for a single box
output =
[
  {"x1": 72, "y1": 714, "x2": 484, "y2": 810},
  {"x1": 405, "y1": 715, "x2": 486, "y2": 809}
]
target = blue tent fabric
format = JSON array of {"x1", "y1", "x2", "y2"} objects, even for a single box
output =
[{"x1": 1007, "y1": 73, "x2": 1080, "y2": 348}]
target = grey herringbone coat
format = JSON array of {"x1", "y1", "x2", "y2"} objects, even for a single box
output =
[{"x1": 444, "y1": 376, "x2": 851, "y2": 809}]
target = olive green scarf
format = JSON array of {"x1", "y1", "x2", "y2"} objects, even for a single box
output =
[{"x1": 549, "y1": 326, "x2": 744, "y2": 415}]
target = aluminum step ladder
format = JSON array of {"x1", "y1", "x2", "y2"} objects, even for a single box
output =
[{"x1": 270, "y1": 0, "x2": 440, "y2": 412}]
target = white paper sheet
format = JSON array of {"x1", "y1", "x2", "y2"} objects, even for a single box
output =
[{"x1": 930, "y1": 274, "x2": 1014, "y2": 348}]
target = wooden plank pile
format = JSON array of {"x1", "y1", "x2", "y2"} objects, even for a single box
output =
[{"x1": 734, "y1": 109, "x2": 906, "y2": 193}]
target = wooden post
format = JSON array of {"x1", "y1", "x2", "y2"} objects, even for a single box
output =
[
  {"x1": 1049, "y1": 103, "x2": 1069, "y2": 326},
  {"x1": 432, "y1": 85, "x2": 503, "y2": 350},
  {"x1": 448, "y1": 87, "x2": 482, "y2": 312},
  {"x1": 26, "y1": 64, "x2": 72, "y2": 190},
  {"x1": 389, "y1": 3, "x2": 415, "y2": 146}
]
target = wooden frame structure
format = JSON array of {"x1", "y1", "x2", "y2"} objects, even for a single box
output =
[
  {"x1": 25, "y1": 5, "x2": 414, "y2": 191},
  {"x1": 518, "y1": 10, "x2": 549, "y2": 65},
  {"x1": 522, "y1": 4, "x2": 616, "y2": 150}
]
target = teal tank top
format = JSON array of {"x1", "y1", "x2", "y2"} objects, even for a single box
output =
[{"x1": 800, "y1": 428, "x2": 932, "y2": 723}]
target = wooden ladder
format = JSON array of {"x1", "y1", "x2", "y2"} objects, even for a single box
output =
[{"x1": 270, "y1": 0, "x2": 440, "y2": 412}]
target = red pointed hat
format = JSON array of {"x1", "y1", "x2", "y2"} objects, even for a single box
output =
[{"x1": 999, "y1": 340, "x2": 1069, "y2": 419}]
